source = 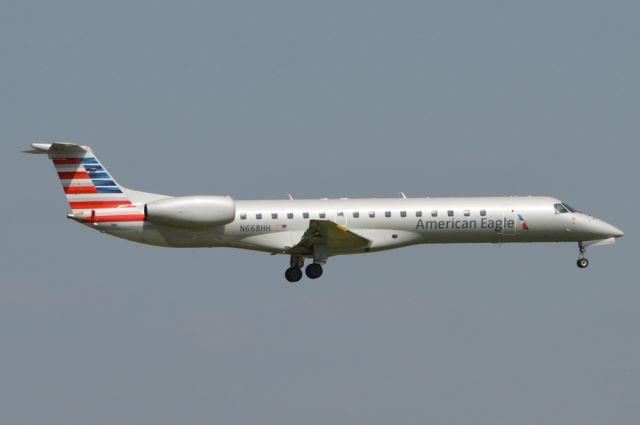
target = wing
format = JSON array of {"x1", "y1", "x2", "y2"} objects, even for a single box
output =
[{"x1": 287, "y1": 219, "x2": 371, "y2": 256}]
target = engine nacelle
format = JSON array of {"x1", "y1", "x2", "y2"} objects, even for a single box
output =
[{"x1": 144, "y1": 196, "x2": 235, "y2": 228}]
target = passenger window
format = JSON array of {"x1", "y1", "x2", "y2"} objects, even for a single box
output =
[
  {"x1": 480, "y1": 209, "x2": 486, "y2": 216},
  {"x1": 369, "y1": 211, "x2": 375, "y2": 218},
  {"x1": 385, "y1": 211, "x2": 391, "y2": 218},
  {"x1": 240, "y1": 213, "x2": 247, "y2": 220},
  {"x1": 303, "y1": 212, "x2": 309, "y2": 219},
  {"x1": 287, "y1": 213, "x2": 293, "y2": 219},
  {"x1": 271, "y1": 213, "x2": 278, "y2": 219},
  {"x1": 319, "y1": 212, "x2": 326, "y2": 219},
  {"x1": 554, "y1": 203, "x2": 568, "y2": 214},
  {"x1": 353, "y1": 212, "x2": 360, "y2": 218},
  {"x1": 464, "y1": 210, "x2": 470, "y2": 217},
  {"x1": 400, "y1": 211, "x2": 407, "y2": 217},
  {"x1": 431, "y1": 210, "x2": 437, "y2": 217},
  {"x1": 448, "y1": 210, "x2": 454, "y2": 217},
  {"x1": 416, "y1": 211, "x2": 422, "y2": 217},
  {"x1": 337, "y1": 212, "x2": 344, "y2": 217},
  {"x1": 256, "y1": 213, "x2": 262, "y2": 220}
]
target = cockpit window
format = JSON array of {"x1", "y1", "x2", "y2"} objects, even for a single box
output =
[
  {"x1": 554, "y1": 203, "x2": 569, "y2": 214},
  {"x1": 555, "y1": 202, "x2": 578, "y2": 213}
]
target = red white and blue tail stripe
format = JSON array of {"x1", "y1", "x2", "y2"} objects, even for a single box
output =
[{"x1": 26, "y1": 143, "x2": 145, "y2": 223}]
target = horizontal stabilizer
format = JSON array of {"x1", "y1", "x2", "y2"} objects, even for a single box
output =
[
  {"x1": 23, "y1": 143, "x2": 88, "y2": 155},
  {"x1": 23, "y1": 143, "x2": 51, "y2": 154}
]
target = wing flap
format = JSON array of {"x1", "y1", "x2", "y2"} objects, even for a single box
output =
[{"x1": 288, "y1": 220, "x2": 371, "y2": 256}]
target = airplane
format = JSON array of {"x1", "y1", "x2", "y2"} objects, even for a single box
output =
[{"x1": 25, "y1": 143, "x2": 624, "y2": 282}]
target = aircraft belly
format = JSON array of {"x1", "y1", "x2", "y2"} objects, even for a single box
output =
[
  {"x1": 92, "y1": 222, "x2": 154, "y2": 244},
  {"x1": 238, "y1": 232, "x2": 293, "y2": 252},
  {"x1": 359, "y1": 229, "x2": 422, "y2": 251},
  {"x1": 96, "y1": 222, "x2": 228, "y2": 247}
]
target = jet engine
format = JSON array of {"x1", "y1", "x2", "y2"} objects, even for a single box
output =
[{"x1": 144, "y1": 196, "x2": 235, "y2": 228}]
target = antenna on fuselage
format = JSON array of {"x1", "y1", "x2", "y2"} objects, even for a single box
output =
[
  {"x1": 288, "y1": 193, "x2": 294, "y2": 200},
  {"x1": 398, "y1": 192, "x2": 407, "y2": 199}
]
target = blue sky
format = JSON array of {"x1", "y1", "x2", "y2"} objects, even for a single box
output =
[{"x1": 1, "y1": 1, "x2": 638, "y2": 424}]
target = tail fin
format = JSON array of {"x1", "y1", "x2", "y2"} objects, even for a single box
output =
[{"x1": 25, "y1": 143, "x2": 154, "y2": 223}]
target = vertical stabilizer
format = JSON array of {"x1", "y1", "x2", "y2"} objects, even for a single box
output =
[{"x1": 26, "y1": 143, "x2": 147, "y2": 222}]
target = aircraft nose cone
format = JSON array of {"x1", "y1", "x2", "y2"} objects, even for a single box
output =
[
  {"x1": 595, "y1": 220, "x2": 624, "y2": 239},
  {"x1": 610, "y1": 224, "x2": 624, "y2": 238}
]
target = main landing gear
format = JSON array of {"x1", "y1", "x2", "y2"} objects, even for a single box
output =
[
  {"x1": 577, "y1": 242, "x2": 589, "y2": 269},
  {"x1": 284, "y1": 267, "x2": 303, "y2": 282},
  {"x1": 285, "y1": 255, "x2": 324, "y2": 282},
  {"x1": 305, "y1": 263, "x2": 323, "y2": 279}
]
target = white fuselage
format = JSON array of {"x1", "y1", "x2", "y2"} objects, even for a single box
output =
[
  {"x1": 26, "y1": 143, "x2": 623, "y2": 279},
  {"x1": 91, "y1": 196, "x2": 623, "y2": 257}
]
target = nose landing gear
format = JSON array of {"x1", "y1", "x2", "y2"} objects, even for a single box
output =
[{"x1": 577, "y1": 242, "x2": 589, "y2": 269}]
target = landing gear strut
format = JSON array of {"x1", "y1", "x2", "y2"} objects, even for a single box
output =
[{"x1": 577, "y1": 242, "x2": 589, "y2": 269}]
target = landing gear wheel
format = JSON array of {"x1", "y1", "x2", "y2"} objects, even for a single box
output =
[
  {"x1": 577, "y1": 258, "x2": 589, "y2": 269},
  {"x1": 305, "y1": 263, "x2": 323, "y2": 279},
  {"x1": 285, "y1": 267, "x2": 303, "y2": 282}
]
